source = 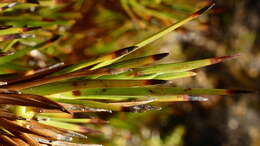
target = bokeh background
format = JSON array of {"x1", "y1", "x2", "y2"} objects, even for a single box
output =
[{"x1": 63, "y1": 0, "x2": 259, "y2": 145}]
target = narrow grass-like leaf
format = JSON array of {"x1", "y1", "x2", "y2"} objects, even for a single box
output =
[
  {"x1": 129, "y1": 0, "x2": 178, "y2": 21},
  {"x1": 96, "y1": 55, "x2": 235, "y2": 80},
  {"x1": 0, "y1": 93, "x2": 67, "y2": 112},
  {"x1": 152, "y1": 71, "x2": 197, "y2": 80},
  {"x1": 48, "y1": 94, "x2": 209, "y2": 103},
  {"x1": 53, "y1": 87, "x2": 253, "y2": 98},
  {"x1": 0, "y1": 35, "x2": 59, "y2": 65},
  {"x1": 37, "y1": 112, "x2": 72, "y2": 119},
  {"x1": 0, "y1": 3, "x2": 19, "y2": 11},
  {"x1": 12, "y1": 93, "x2": 69, "y2": 113},
  {"x1": 108, "y1": 99, "x2": 154, "y2": 107},
  {"x1": 0, "y1": 51, "x2": 14, "y2": 57},
  {"x1": 120, "y1": 0, "x2": 144, "y2": 27},
  {"x1": 50, "y1": 94, "x2": 139, "y2": 101},
  {"x1": 0, "y1": 97, "x2": 54, "y2": 109},
  {"x1": 2, "y1": 39, "x2": 19, "y2": 52},
  {"x1": 0, "y1": 3, "x2": 37, "y2": 12},
  {"x1": 100, "y1": 55, "x2": 236, "y2": 79},
  {"x1": 51, "y1": 141, "x2": 101, "y2": 146},
  {"x1": 52, "y1": 98, "x2": 157, "y2": 112},
  {"x1": 0, "y1": 134, "x2": 18, "y2": 146},
  {"x1": 37, "y1": 116, "x2": 107, "y2": 124},
  {"x1": 153, "y1": 95, "x2": 208, "y2": 102},
  {"x1": 0, "y1": 118, "x2": 50, "y2": 138},
  {"x1": 0, "y1": 63, "x2": 30, "y2": 73},
  {"x1": 0, "y1": 88, "x2": 20, "y2": 94},
  {"x1": 21, "y1": 79, "x2": 166, "y2": 95},
  {"x1": 37, "y1": 119, "x2": 98, "y2": 134},
  {"x1": 16, "y1": 132, "x2": 39, "y2": 146},
  {"x1": 53, "y1": 3, "x2": 214, "y2": 74},
  {"x1": 0, "y1": 27, "x2": 40, "y2": 36},
  {"x1": 5, "y1": 68, "x2": 112, "y2": 90},
  {"x1": 0, "y1": 110, "x2": 25, "y2": 120},
  {"x1": 52, "y1": 46, "x2": 137, "y2": 75},
  {"x1": 11, "y1": 136, "x2": 29, "y2": 145},
  {"x1": 91, "y1": 2, "x2": 215, "y2": 70},
  {"x1": 133, "y1": 55, "x2": 237, "y2": 74},
  {"x1": 98, "y1": 71, "x2": 196, "y2": 80},
  {"x1": 106, "y1": 53, "x2": 169, "y2": 69},
  {"x1": 5, "y1": 62, "x2": 66, "y2": 85},
  {"x1": 0, "y1": 16, "x2": 74, "y2": 27},
  {"x1": 0, "y1": 33, "x2": 32, "y2": 42}
]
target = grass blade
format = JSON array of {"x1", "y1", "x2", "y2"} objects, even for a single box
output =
[
  {"x1": 0, "y1": 93, "x2": 68, "y2": 112},
  {"x1": 37, "y1": 119, "x2": 98, "y2": 134},
  {"x1": 0, "y1": 135, "x2": 18, "y2": 146},
  {"x1": 153, "y1": 95, "x2": 208, "y2": 102},
  {"x1": 96, "y1": 55, "x2": 236, "y2": 80},
  {"x1": 21, "y1": 79, "x2": 166, "y2": 95},
  {"x1": 5, "y1": 62, "x2": 66, "y2": 85},
  {"x1": 52, "y1": 98, "x2": 157, "y2": 112},
  {"x1": 0, "y1": 35, "x2": 59, "y2": 65},
  {"x1": 37, "y1": 116, "x2": 107, "y2": 124},
  {"x1": 0, "y1": 110, "x2": 25, "y2": 120},
  {"x1": 132, "y1": 55, "x2": 237, "y2": 75},
  {"x1": 0, "y1": 27, "x2": 40, "y2": 36},
  {"x1": 106, "y1": 53, "x2": 169, "y2": 69},
  {"x1": 91, "y1": 2, "x2": 215, "y2": 69},
  {"x1": 53, "y1": 3, "x2": 214, "y2": 73},
  {"x1": 97, "y1": 71, "x2": 196, "y2": 80},
  {"x1": 5, "y1": 68, "x2": 112, "y2": 90},
  {"x1": 152, "y1": 71, "x2": 197, "y2": 80},
  {"x1": 16, "y1": 132, "x2": 39, "y2": 146},
  {"x1": 52, "y1": 46, "x2": 136, "y2": 75},
  {"x1": 52, "y1": 87, "x2": 253, "y2": 97},
  {"x1": 0, "y1": 118, "x2": 49, "y2": 138},
  {"x1": 2, "y1": 39, "x2": 19, "y2": 52}
]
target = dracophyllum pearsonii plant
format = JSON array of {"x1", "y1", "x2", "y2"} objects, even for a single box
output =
[{"x1": 0, "y1": 1, "x2": 253, "y2": 145}]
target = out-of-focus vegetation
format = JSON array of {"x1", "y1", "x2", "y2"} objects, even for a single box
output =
[{"x1": 0, "y1": 0, "x2": 259, "y2": 146}]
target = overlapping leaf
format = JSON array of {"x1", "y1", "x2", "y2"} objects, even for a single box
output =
[{"x1": 0, "y1": 2, "x2": 253, "y2": 145}]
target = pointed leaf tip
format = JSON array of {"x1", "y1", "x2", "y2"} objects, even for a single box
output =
[
  {"x1": 114, "y1": 46, "x2": 137, "y2": 57},
  {"x1": 146, "y1": 79, "x2": 167, "y2": 85},
  {"x1": 192, "y1": 2, "x2": 215, "y2": 17},
  {"x1": 48, "y1": 35, "x2": 60, "y2": 43},
  {"x1": 152, "y1": 53, "x2": 169, "y2": 60},
  {"x1": 226, "y1": 89, "x2": 257, "y2": 94},
  {"x1": 211, "y1": 54, "x2": 239, "y2": 64}
]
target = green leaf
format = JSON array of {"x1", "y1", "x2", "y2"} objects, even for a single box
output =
[
  {"x1": 0, "y1": 35, "x2": 59, "y2": 65},
  {"x1": 21, "y1": 79, "x2": 166, "y2": 95}
]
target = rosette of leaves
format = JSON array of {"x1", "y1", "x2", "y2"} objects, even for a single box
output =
[{"x1": 0, "y1": 1, "x2": 252, "y2": 145}]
